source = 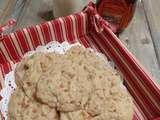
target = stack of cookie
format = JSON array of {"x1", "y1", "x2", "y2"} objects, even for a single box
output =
[{"x1": 8, "y1": 46, "x2": 133, "y2": 120}]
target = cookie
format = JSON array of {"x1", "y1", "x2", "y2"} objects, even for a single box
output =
[
  {"x1": 60, "y1": 110, "x2": 91, "y2": 120},
  {"x1": 15, "y1": 53, "x2": 58, "y2": 99},
  {"x1": 60, "y1": 88, "x2": 133, "y2": 120},
  {"x1": 8, "y1": 89, "x2": 24, "y2": 119},
  {"x1": 35, "y1": 47, "x2": 94, "y2": 111},
  {"x1": 85, "y1": 84, "x2": 133, "y2": 120},
  {"x1": 22, "y1": 100, "x2": 58, "y2": 120},
  {"x1": 8, "y1": 88, "x2": 58, "y2": 120},
  {"x1": 36, "y1": 61, "x2": 93, "y2": 111}
]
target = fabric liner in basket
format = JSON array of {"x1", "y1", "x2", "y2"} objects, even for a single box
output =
[{"x1": 0, "y1": 2, "x2": 160, "y2": 120}]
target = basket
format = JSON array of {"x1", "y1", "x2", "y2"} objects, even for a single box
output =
[{"x1": 0, "y1": 2, "x2": 160, "y2": 120}]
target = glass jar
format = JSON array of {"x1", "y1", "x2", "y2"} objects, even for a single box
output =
[
  {"x1": 52, "y1": 0, "x2": 96, "y2": 18},
  {"x1": 97, "y1": 0, "x2": 137, "y2": 34}
]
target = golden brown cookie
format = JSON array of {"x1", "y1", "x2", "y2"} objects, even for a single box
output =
[
  {"x1": 60, "y1": 110, "x2": 91, "y2": 120},
  {"x1": 8, "y1": 88, "x2": 58, "y2": 120},
  {"x1": 15, "y1": 53, "x2": 58, "y2": 99},
  {"x1": 36, "y1": 61, "x2": 93, "y2": 111},
  {"x1": 60, "y1": 88, "x2": 133, "y2": 120},
  {"x1": 85, "y1": 82, "x2": 133, "y2": 120},
  {"x1": 8, "y1": 89, "x2": 24, "y2": 119},
  {"x1": 22, "y1": 100, "x2": 58, "y2": 120},
  {"x1": 36, "y1": 47, "x2": 97, "y2": 111}
]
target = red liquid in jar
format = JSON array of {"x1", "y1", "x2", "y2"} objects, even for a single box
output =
[{"x1": 97, "y1": 0, "x2": 137, "y2": 34}]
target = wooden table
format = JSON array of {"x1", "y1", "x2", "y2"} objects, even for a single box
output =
[{"x1": 0, "y1": 0, "x2": 160, "y2": 83}]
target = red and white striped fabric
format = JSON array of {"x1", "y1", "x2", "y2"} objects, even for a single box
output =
[{"x1": 0, "y1": 2, "x2": 160, "y2": 120}]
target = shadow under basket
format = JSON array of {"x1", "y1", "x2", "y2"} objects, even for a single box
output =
[{"x1": 0, "y1": 2, "x2": 160, "y2": 120}]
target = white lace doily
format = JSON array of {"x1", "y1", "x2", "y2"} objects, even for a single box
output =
[{"x1": 0, "y1": 41, "x2": 120, "y2": 120}]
